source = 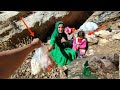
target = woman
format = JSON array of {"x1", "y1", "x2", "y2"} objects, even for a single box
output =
[{"x1": 48, "y1": 21, "x2": 76, "y2": 67}]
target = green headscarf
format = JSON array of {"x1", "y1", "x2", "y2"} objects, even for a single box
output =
[{"x1": 51, "y1": 21, "x2": 64, "y2": 38}]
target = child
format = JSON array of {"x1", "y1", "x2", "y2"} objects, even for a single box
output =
[{"x1": 72, "y1": 31, "x2": 87, "y2": 58}]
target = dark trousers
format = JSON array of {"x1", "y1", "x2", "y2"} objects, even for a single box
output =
[{"x1": 76, "y1": 50, "x2": 80, "y2": 58}]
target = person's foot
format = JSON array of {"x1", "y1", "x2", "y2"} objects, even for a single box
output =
[
  {"x1": 80, "y1": 56, "x2": 83, "y2": 59},
  {"x1": 58, "y1": 66, "x2": 67, "y2": 79},
  {"x1": 77, "y1": 55, "x2": 87, "y2": 59},
  {"x1": 59, "y1": 70, "x2": 67, "y2": 79},
  {"x1": 77, "y1": 55, "x2": 83, "y2": 59},
  {"x1": 77, "y1": 56, "x2": 81, "y2": 59},
  {"x1": 82, "y1": 55, "x2": 87, "y2": 58},
  {"x1": 63, "y1": 66, "x2": 68, "y2": 71}
]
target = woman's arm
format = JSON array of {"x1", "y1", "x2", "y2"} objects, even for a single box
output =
[
  {"x1": 48, "y1": 45, "x2": 54, "y2": 52},
  {"x1": 47, "y1": 37, "x2": 56, "y2": 52},
  {"x1": 0, "y1": 38, "x2": 41, "y2": 78}
]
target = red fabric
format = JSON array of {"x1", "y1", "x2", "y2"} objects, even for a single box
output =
[
  {"x1": 73, "y1": 39, "x2": 87, "y2": 51},
  {"x1": 78, "y1": 38, "x2": 82, "y2": 43}
]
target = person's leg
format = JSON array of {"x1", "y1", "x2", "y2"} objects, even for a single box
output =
[
  {"x1": 58, "y1": 66, "x2": 67, "y2": 79},
  {"x1": 76, "y1": 50, "x2": 80, "y2": 58},
  {"x1": 68, "y1": 39, "x2": 73, "y2": 48},
  {"x1": 80, "y1": 49, "x2": 86, "y2": 58}
]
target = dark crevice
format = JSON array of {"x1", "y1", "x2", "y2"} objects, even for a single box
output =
[
  {"x1": 9, "y1": 11, "x2": 34, "y2": 22},
  {"x1": 0, "y1": 28, "x2": 13, "y2": 37}
]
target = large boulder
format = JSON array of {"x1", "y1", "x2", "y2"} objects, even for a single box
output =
[
  {"x1": 88, "y1": 54, "x2": 119, "y2": 73},
  {"x1": 112, "y1": 32, "x2": 120, "y2": 40},
  {"x1": 88, "y1": 56, "x2": 101, "y2": 72},
  {"x1": 94, "y1": 30, "x2": 111, "y2": 38},
  {"x1": 100, "y1": 59, "x2": 117, "y2": 72},
  {"x1": 86, "y1": 11, "x2": 120, "y2": 30},
  {"x1": 98, "y1": 38, "x2": 109, "y2": 46},
  {"x1": 86, "y1": 34, "x2": 99, "y2": 45}
]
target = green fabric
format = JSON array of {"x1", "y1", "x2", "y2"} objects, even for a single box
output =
[
  {"x1": 49, "y1": 21, "x2": 76, "y2": 66},
  {"x1": 51, "y1": 21, "x2": 64, "y2": 38},
  {"x1": 82, "y1": 61, "x2": 91, "y2": 76}
]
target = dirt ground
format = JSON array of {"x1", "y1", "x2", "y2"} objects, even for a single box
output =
[
  {"x1": 86, "y1": 39, "x2": 120, "y2": 79},
  {"x1": 0, "y1": 11, "x2": 120, "y2": 79},
  {"x1": 9, "y1": 36, "x2": 119, "y2": 79}
]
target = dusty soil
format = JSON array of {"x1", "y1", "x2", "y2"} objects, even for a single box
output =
[
  {"x1": 8, "y1": 36, "x2": 119, "y2": 79},
  {"x1": 0, "y1": 11, "x2": 120, "y2": 79}
]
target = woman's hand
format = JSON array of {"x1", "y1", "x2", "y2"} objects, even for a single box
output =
[
  {"x1": 47, "y1": 45, "x2": 54, "y2": 52},
  {"x1": 61, "y1": 37, "x2": 66, "y2": 43}
]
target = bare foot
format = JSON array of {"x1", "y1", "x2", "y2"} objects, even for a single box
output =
[
  {"x1": 63, "y1": 66, "x2": 68, "y2": 71},
  {"x1": 58, "y1": 66, "x2": 67, "y2": 79}
]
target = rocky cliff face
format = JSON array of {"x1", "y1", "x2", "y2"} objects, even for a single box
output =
[
  {"x1": 86, "y1": 11, "x2": 120, "y2": 30},
  {"x1": 0, "y1": 11, "x2": 92, "y2": 49},
  {"x1": 0, "y1": 11, "x2": 119, "y2": 79}
]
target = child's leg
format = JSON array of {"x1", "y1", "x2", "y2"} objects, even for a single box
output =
[
  {"x1": 58, "y1": 66, "x2": 67, "y2": 79},
  {"x1": 80, "y1": 49, "x2": 86, "y2": 56},
  {"x1": 76, "y1": 45, "x2": 81, "y2": 58},
  {"x1": 76, "y1": 50, "x2": 80, "y2": 58}
]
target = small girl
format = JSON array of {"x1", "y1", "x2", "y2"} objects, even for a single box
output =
[{"x1": 72, "y1": 30, "x2": 87, "y2": 58}]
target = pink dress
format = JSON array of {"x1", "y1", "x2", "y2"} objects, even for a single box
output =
[{"x1": 72, "y1": 38, "x2": 87, "y2": 55}]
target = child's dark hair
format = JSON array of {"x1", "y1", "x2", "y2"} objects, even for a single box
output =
[
  {"x1": 78, "y1": 30, "x2": 88, "y2": 51},
  {"x1": 78, "y1": 31, "x2": 85, "y2": 38}
]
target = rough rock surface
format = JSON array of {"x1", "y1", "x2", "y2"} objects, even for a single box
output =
[
  {"x1": 0, "y1": 11, "x2": 92, "y2": 45},
  {"x1": 0, "y1": 11, "x2": 119, "y2": 79}
]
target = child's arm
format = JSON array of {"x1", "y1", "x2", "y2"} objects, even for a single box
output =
[{"x1": 80, "y1": 39, "x2": 87, "y2": 49}]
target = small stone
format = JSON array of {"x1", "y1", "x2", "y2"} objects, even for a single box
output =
[{"x1": 71, "y1": 76, "x2": 80, "y2": 79}]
